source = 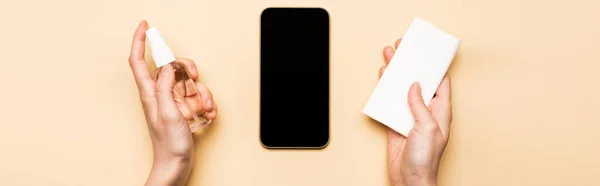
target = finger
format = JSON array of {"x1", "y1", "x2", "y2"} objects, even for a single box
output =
[
  {"x1": 155, "y1": 65, "x2": 184, "y2": 123},
  {"x1": 176, "y1": 94, "x2": 203, "y2": 120},
  {"x1": 435, "y1": 76, "x2": 452, "y2": 138},
  {"x1": 195, "y1": 81, "x2": 215, "y2": 112},
  {"x1": 407, "y1": 82, "x2": 437, "y2": 132},
  {"x1": 379, "y1": 65, "x2": 387, "y2": 78},
  {"x1": 128, "y1": 21, "x2": 155, "y2": 99},
  {"x1": 383, "y1": 46, "x2": 394, "y2": 64},
  {"x1": 176, "y1": 79, "x2": 216, "y2": 121},
  {"x1": 394, "y1": 38, "x2": 402, "y2": 49},
  {"x1": 183, "y1": 79, "x2": 198, "y2": 97},
  {"x1": 435, "y1": 76, "x2": 451, "y2": 103},
  {"x1": 175, "y1": 57, "x2": 199, "y2": 80},
  {"x1": 205, "y1": 101, "x2": 217, "y2": 120},
  {"x1": 195, "y1": 81, "x2": 216, "y2": 119}
]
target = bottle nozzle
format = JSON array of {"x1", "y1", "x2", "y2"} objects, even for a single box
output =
[{"x1": 146, "y1": 27, "x2": 176, "y2": 67}]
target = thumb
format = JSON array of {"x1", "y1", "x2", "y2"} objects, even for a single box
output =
[
  {"x1": 407, "y1": 82, "x2": 436, "y2": 129},
  {"x1": 155, "y1": 65, "x2": 183, "y2": 123}
]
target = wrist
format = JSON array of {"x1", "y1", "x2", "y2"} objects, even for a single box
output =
[
  {"x1": 145, "y1": 156, "x2": 193, "y2": 186},
  {"x1": 419, "y1": 179, "x2": 437, "y2": 186},
  {"x1": 398, "y1": 169, "x2": 437, "y2": 186},
  {"x1": 406, "y1": 178, "x2": 436, "y2": 186},
  {"x1": 395, "y1": 174, "x2": 436, "y2": 186}
]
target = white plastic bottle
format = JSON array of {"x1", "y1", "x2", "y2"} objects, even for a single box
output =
[{"x1": 145, "y1": 27, "x2": 211, "y2": 132}]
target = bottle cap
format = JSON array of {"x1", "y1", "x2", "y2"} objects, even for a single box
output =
[{"x1": 145, "y1": 27, "x2": 176, "y2": 67}]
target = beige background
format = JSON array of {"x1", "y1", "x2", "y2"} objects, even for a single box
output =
[{"x1": 1, "y1": 0, "x2": 600, "y2": 185}]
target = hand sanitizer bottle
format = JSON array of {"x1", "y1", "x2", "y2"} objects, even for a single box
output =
[{"x1": 145, "y1": 27, "x2": 211, "y2": 132}]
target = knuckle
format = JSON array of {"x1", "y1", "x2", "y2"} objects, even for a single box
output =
[
  {"x1": 137, "y1": 90, "x2": 155, "y2": 105},
  {"x1": 409, "y1": 97, "x2": 423, "y2": 106},
  {"x1": 140, "y1": 97, "x2": 154, "y2": 105},
  {"x1": 155, "y1": 89, "x2": 170, "y2": 97},
  {"x1": 203, "y1": 91, "x2": 213, "y2": 99},
  {"x1": 155, "y1": 81, "x2": 172, "y2": 92},
  {"x1": 197, "y1": 84, "x2": 213, "y2": 98},
  {"x1": 421, "y1": 122, "x2": 438, "y2": 133},
  {"x1": 128, "y1": 57, "x2": 143, "y2": 64},
  {"x1": 210, "y1": 102, "x2": 218, "y2": 113},
  {"x1": 154, "y1": 85, "x2": 172, "y2": 96},
  {"x1": 444, "y1": 133, "x2": 451, "y2": 142}
]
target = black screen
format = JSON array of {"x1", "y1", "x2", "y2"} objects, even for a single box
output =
[{"x1": 260, "y1": 8, "x2": 330, "y2": 148}]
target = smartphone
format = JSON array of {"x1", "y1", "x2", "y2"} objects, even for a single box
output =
[{"x1": 260, "y1": 8, "x2": 330, "y2": 149}]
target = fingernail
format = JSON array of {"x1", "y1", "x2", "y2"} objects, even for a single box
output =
[
  {"x1": 384, "y1": 46, "x2": 393, "y2": 53},
  {"x1": 206, "y1": 100, "x2": 213, "y2": 111},
  {"x1": 414, "y1": 82, "x2": 422, "y2": 94},
  {"x1": 162, "y1": 64, "x2": 174, "y2": 74},
  {"x1": 160, "y1": 67, "x2": 169, "y2": 76}
]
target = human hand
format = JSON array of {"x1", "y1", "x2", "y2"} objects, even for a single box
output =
[
  {"x1": 129, "y1": 20, "x2": 217, "y2": 186},
  {"x1": 381, "y1": 39, "x2": 452, "y2": 186}
]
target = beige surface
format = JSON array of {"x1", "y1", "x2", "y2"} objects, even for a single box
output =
[{"x1": 1, "y1": 0, "x2": 600, "y2": 185}]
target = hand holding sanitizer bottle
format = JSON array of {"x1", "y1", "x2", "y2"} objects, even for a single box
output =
[{"x1": 145, "y1": 27, "x2": 211, "y2": 132}]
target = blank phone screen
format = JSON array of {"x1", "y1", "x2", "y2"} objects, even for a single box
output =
[{"x1": 260, "y1": 8, "x2": 330, "y2": 148}]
